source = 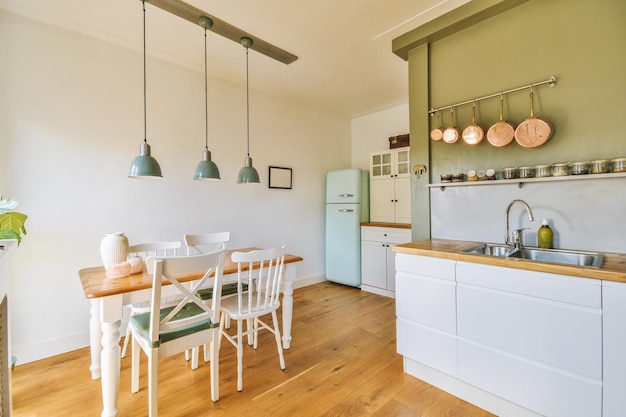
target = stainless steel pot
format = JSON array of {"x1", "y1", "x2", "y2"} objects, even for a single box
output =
[
  {"x1": 502, "y1": 167, "x2": 519, "y2": 179},
  {"x1": 590, "y1": 159, "x2": 610, "y2": 174},
  {"x1": 611, "y1": 157, "x2": 626, "y2": 173},
  {"x1": 535, "y1": 164, "x2": 552, "y2": 178},
  {"x1": 519, "y1": 166, "x2": 535, "y2": 178},
  {"x1": 551, "y1": 162, "x2": 570, "y2": 176},
  {"x1": 570, "y1": 161, "x2": 590, "y2": 175}
]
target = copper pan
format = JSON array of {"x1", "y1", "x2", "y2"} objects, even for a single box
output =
[
  {"x1": 515, "y1": 89, "x2": 553, "y2": 148},
  {"x1": 487, "y1": 96, "x2": 516, "y2": 147},
  {"x1": 430, "y1": 111, "x2": 444, "y2": 141},
  {"x1": 442, "y1": 108, "x2": 461, "y2": 144},
  {"x1": 462, "y1": 102, "x2": 485, "y2": 145}
]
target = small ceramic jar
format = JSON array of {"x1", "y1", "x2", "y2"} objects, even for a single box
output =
[
  {"x1": 467, "y1": 170, "x2": 478, "y2": 181},
  {"x1": 485, "y1": 168, "x2": 497, "y2": 180}
]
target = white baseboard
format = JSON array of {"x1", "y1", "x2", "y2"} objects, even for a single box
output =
[
  {"x1": 292, "y1": 274, "x2": 326, "y2": 289},
  {"x1": 360, "y1": 284, "x2": 395, "y2": 298},
  {"x1": 14, "y1": 332, "x2": 90, "y2": 365}
]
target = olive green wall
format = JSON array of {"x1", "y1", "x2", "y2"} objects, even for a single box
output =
[{"x1": 405, "y1": 0, "x2": 626, "y2": 238}]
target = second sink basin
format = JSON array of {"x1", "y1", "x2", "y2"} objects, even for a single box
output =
[{"x1": 462, "y1": 244, "x2": 604, "y2": 268}]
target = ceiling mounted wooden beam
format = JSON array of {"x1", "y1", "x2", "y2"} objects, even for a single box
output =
[{"x1": 146, "y1": 0, "x2": 298, "y2": 65}]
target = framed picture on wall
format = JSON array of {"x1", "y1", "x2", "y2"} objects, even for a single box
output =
[{"x1": 268, "y1": 166, "x2": 292, "y2": 189}]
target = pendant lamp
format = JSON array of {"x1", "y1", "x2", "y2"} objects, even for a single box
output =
[
  {"x1": 129, "y1": 0, "x2": 162, "y2": 179},
  {"x1": 193, "y1": 16, "x2": 220, "y2": 180},
  {"x1": 237, "y1": 37, "x2": 260, "y2": 184}
]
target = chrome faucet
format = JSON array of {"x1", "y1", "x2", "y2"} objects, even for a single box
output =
[{"x1": 505, "y1": 199, "x2": 535, "y2": 249}]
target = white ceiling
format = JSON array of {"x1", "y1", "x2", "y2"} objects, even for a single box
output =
[{"x1": 1, "y1": 0, "x2": 470, "y2": 117}]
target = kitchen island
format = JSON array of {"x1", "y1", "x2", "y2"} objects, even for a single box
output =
[{"x1": 393, "y1": 238, "x2": 626, "y2": 417}]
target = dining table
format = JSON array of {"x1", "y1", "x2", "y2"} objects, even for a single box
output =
[{"x1": 79, "y1": 247, "x2": 303, "y2": 417}]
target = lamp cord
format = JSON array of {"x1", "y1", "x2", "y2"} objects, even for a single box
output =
[
  {"x1": 142, "y1": 1, "x2": 147, "y2": 145},
  {"x1": 246, "y1": 46, "x2": 250, "y2": 157},
  {"x1": 204, "y1": 29, "x2": 209, "y2": 150}
]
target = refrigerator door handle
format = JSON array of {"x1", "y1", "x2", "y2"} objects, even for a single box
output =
[
  {"x1": 338, "y1": 194, "x2": 354, "y2": 197},
  {"x1": 338, "y1": 209, "x2": 354, "y2": 212}
]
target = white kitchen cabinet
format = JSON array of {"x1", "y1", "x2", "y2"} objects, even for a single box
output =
[
  {"x1": 456, "y1": 262, "x2": 602, "y2": 417},
  {"x1": 394, "y1": 252, "x2": 608, "y2": 417},
  {"x1": 602, "y1": 281, "x2": 626, "y2": 417},
  {"x1": 395, "y1": 254, "x2": 458, "y2": 377},
  {"x1": 360, "y1": 226, "x2": 411, "y2": 297},
  {"x1": 369, "y1": 147, "x2": 411, "y2": 223}
]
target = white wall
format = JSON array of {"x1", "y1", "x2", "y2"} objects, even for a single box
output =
[
  {"x1": 431, "y1": 176, "x2": 626, "y2": 254},
  {"x1": 1, "y1": 10, "x2": 352, "y2": 363},
  {"x1": 351, "y1": 103, "x2": 409, "y2": 170}
]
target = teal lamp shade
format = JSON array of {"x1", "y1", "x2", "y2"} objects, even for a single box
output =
[
  {"x1": 194, "y1": 149, "x2": 220, "y2": 180},
  {"x1": 237, "y1": 156, "x2": 260, "y2": 183},
  {"x1": 128, "y1": 142, "x2": 162, "y2": 178}
]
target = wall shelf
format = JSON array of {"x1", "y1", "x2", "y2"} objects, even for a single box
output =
[{"x1": 429, "y1": 172, "x2": 626, "y2": 191}]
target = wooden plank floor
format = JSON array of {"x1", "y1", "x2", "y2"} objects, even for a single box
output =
[{"x1": 11, "y1": 282, "x2": 495, "y2": 416}]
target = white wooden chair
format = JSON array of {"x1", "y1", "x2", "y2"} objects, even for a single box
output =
[
  {"x1": 121, "y1": 241, "x2": 182, "y2": 358},
  {"x1": 183, "y1": 232, "x2": 231, "y2": 368},
  {"x1": 184, "y1": 232, "x2": 231, "y2": 256},
  {"x1": 129, "y1": 248, "x2": 226, "y2": 416},
  {"x1": 219, "y1": 246, "x2": 287, "y2": 391}
]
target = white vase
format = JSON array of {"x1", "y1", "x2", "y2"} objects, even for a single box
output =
[{"x1": 100, "y1": 232, "x2": 129, "y2": 273}]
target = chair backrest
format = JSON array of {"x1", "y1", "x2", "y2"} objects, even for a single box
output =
[
  {"x1": 145, "y1": 248, "x2": 227, "y2": 345},
  {"x1": 128, "y1": 241, "x2": 182, "y2": 260},
  {"x1": 184, "y1": 232, "x2": 231, "y2": 255},
  {"x1": 231, "y1": 246, "x2": 286, "y2": 314}
]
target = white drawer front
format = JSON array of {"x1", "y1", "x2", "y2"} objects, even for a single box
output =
[
  {"x1": 458, "y1": 339, "x2": 602, "y2": 417},
  {"x1": 397, "y1": 318, "x2": 457, "y2": 377},
  {"x1": 457, "y1": 283, "x2": 602, "y2": 379},
  {"x1": 361, "y1": 226, "x2": 411, "y2": 243},
  {"x1": 456, "y1": 261, "x2": 601, "y2": 308},
  {"x1": 396, "y1": 271, "x2": 456, "y2": 333},
  {"x1": 395, "y1": 253, "x2": 455, "y2": 281}
]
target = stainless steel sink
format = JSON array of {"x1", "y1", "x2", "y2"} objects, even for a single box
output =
[
  {"x1": 462, "y1": 244, "x2": 604, "y2": 268},
  {"x1": 508, "y1": 247, "x2": 604, "y2": 268},
  {"x1": 463, "y1": 243, "x2": 514, "y2": 257}
]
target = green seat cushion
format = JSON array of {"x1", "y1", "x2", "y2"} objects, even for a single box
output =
[
  {"x1": 130, "y1": 303, "x2": 217, "y2": 347},
  {"x1": 196, "y1": 282, "x2": 247, "y2": 300}
]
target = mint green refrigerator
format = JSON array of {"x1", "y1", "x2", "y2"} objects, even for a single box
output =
[{"x1": 325, "y1": 169, "x2": 369, "y2": 287}]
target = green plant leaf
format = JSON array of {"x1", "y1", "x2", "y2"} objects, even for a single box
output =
[{"x1": 0, "y1": 212, "x2": 27, "y2": 245}]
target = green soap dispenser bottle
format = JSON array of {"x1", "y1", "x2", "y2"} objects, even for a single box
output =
[{"x1": 537, "y1": 219, "x2": 553, "y2": 249}]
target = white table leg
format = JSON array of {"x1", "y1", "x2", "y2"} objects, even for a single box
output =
[
  {"x1": 99, "y1": 295, "x2": 123, "y2": 417},
  {"x1": 281, "y1": 264, "x2": 296, "y2": 349},
  {"x1": 89, "y1": 299, "x2": 102, "y2": 380},
  {"x1": 100, "y1": 319, "x2": 121, "y2": 417}
]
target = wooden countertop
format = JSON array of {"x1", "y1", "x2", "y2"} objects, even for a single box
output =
[
  {"x1": 393, "y1": 238, "x2": 626, "y2": 283},
  {"x1": 361, "y1": 222, "x2": 411, "y2": 229}
]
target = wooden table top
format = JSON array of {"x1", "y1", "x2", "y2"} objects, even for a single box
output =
[{"x1": 79, "y1": 248, "x2": 303, "y2": 299}]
